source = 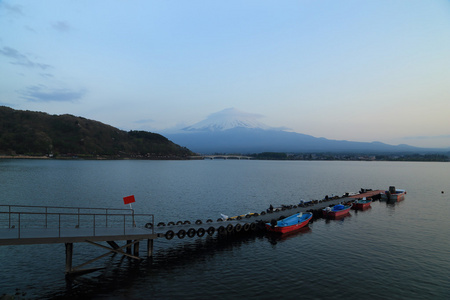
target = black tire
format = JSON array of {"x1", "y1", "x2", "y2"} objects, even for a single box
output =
[
  {"x1": 157, "y1": 222, "x2": 165, "y2": 227},
  {"x1": 237, "y1": 216, "x2": 242, "y2": 220},
  {"x1": 187, "y1": 228, "x2": 196, "y2": 238},
  {"x1": 195, "y1": 219, "x2": 202, "y2": 225},
  {"x1": 234, "y1": 223, "x2": 242, "y2": 233},
  {"x1": 226, "y1": 224, "x2": 233, "y2": 233},
  {"x1": 217, "y1": 218, "x2": 223, "y2": 222},
  {"x1": 243, "y1": 223, "x2": 250, "y2": 232},
  {"x1": 145, "y1": 223, "x2": 153, "y2": 229},
  {"x1": 258, "y1": 221, "x2": 266, "y2": 230},
  {"x1": 168, "y1": 221, "x2": 175, "y2": 226},
  {"x1": 250, "y1": 222, "x2": 257, "y2": 231},
  {"x1": 245, "y1": 214, "x2": 251, "y2": 218},
  {"x1": 207, "y1": 227, "x2": 215, "y2": 236},
  {"x1": 176, "y1": 221, "x2": 183, "y2": 225},
  {"x1": 177, "y1": 229, "x2": 186, "y2": 239},
  {"x1": 206, "y1": 219, "x2": 213, "y2": 223},
  {"x1": 197, "y1": 228, "x2": 205, "y2": 237},
  {"x1": 261, "y1": 211, "x2": 266, "y2": 215},
  {"x1": 218, "y1": 226, "x2": 226, "y2": 234},
  {"x1": 184, "y1": 220, "x2": 191, "y2": 224},
  {"x1": 165, "y1": 230, "x2": 174, "y2": 240},
  {"x1": 270, "y1": 219, "x2": 277, "y2": 228},
  {"x1": 275, "y1": 209, "x2": 280, "y2": 212}
]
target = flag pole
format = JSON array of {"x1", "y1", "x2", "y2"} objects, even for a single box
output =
[
  {"x1": 123, "y1": 195, "x2": 136, "y2": 227},
  {"x1": 130, "y1": 203, "x2": 135, "y2": 227}
]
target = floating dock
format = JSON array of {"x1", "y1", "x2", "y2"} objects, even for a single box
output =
[{"x1": 0, "y1": 189, "x2": 384, "y2": 276}]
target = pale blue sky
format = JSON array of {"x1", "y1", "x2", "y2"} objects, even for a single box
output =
[{"x1": 1, "y1": 0, "x2": 450, "y2": 148}]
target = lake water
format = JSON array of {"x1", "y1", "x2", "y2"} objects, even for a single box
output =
[{"x1": 0, "y1": 159, "x2": 449, "y2": 299}]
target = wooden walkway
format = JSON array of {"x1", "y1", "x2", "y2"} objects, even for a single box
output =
[
  {"x1": 0, "y1": 226, "x2": 156, "y2": 246},
  {"x1": 348, "y1": 190, "x2": 384, "y2": 199}
]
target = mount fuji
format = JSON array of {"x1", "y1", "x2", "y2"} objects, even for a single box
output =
[
  {"x1": 181, "y1": 108, "x2": 273, "y2": 132},
  {"x1": 164, "y1": 108, "x2": 422, "y2": 154}
]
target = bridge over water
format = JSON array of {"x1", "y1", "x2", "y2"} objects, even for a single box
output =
[{"x1": 198, "y1": 155, "x2": 253, "y2": 160}]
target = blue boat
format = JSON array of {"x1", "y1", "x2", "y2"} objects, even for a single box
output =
[
  {"x1": 322, "y1": 203, "x2": 352, "y2": 218},
  {"x1": 265, "y1": 212, "x2": 313, "y2": 233}
]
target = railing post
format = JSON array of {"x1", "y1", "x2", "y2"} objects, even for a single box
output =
[
  {"x1": 65, "y1": 243, "x2": 73, "y2": 273},
  {"x1": 45, "y1": 207, "x2": 48, "y2": 228},
  {"x1": 123, "y1": 214, "x2": 126, "y2": 235},
  {"x1": 93, "y1": 214, "x2": 96, "y2": 236},
  {"x1": 8, "y1": 205, "x2": 11, "y2": 229},
  {"x1": 78, "y1": 208, "x2": 80, "y2": 228},
  {"x1": 18, "y1": 213, "x2": 21, "y2": 238}
]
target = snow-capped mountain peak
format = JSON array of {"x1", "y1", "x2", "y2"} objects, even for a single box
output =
[{"x1": 182, "y1": 108, "x2": 271, "y2": 132}]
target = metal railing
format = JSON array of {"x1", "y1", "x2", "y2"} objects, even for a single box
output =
[{"x1": 0, "y1": 205, "x2": 154, "y2": 239}]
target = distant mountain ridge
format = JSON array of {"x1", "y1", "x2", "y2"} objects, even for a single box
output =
[
  {"x1": 165, "y1": 108, "x2": 439, "y2": 154},
  {"x1": 0, "y1": 106, "x2": 193, "y2": 158}
]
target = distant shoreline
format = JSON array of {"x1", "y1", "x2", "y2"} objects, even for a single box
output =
[
  {"x1": 0, "y1": 154, "x2": 448, "y2": 162},
  {"x1": 0, "y1": 155, "x2": 50, "y2": 159}
]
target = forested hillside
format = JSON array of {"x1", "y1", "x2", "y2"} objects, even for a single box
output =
[{"x1": 0, "y1": 106, "x2": 194, "y2": 158}]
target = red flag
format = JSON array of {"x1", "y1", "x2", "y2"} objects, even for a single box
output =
[{"x1": 123, "y1": 195, "x2": 136, "y2": 205}]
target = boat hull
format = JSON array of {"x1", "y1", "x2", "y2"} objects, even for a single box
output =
[
  {"x1": 381, "y1": 191, "x2": 406, "y2": 202},
  {"x1": 265, "y1": 213, "x2": 312, "y2": 234},
  {"x1": 352, "y1": 200, "x2": 372, "y2": 210},
  {"x1": 323, "y1": 205, "x2": 352, "y2": 218}
]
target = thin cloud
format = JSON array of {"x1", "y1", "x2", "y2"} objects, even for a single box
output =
[
  {"x1": 39, "y1": 73, "x2": 54, "y2": 78},
  {"x1": 0, "y1": 47, "x2": 52, "y2": 70},
  {"x1": 403, "y1": 135, "x2": 450, "y2": 140},
  {"x1": 52, "y1": 21, "x2": 70, "y2": 32},
  {"x1": 1, "y1": 3, "x2": 24, "y2": 16},
  {"x1": 25, "y1": 25, "x2": 37, "y2": 33},
  {"x1": 134, "y1": 118, "x2": 155, "y2": 124},
  {"x1": 20, "y1": 85, "x2": 86, "y2": 102}
]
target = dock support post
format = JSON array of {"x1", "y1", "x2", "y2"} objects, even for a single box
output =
[
  {"x1": 65, "y1": 243, "x2": 73, "y2": 273},
  {"x1": 133, "y1": 240, "x2": 139, "y2": 256},
  {"x1": 147, "y1": 239, "x2": 153, "y2": 257},
  {"x1": 126, "y1": 240, "x2": 132, "y2": 254}
]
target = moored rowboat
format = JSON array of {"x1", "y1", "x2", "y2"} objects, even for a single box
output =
[
  {"x1": 352, "y1": 197, "x2": 372, "y2": 210},
  {"x1": 381, "y1": 186, "x2": 406, "y2": 202},
  {"x1": 322, "y1": 204, "x2": 352, "y2": 218},
  {"x1": 265, "y1": 212, "x2": 313, "y2": 234}
]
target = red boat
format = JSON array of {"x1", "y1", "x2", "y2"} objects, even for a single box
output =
[
  {"x1": 322, "y1": 204, "x2": 352, "y2": 218},
  {"x1": 352, "y1": 197, "x2": 372, "y2": 210},
  {"x1": 265, "y1": 212, "x2": 313, "y2": 234}
]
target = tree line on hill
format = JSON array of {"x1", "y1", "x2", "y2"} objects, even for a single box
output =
[
  {"x1": 249, "y1": 152, "x2": 449, "y2": 161},
  {"x1": 0, "y1": 106, "x2": 194, "y2": 159}
]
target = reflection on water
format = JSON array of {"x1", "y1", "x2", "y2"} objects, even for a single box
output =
[
  {"x1": 265, "y1": 226, "x2": 312, "y2": 245},
  {"x1": 53, "y1": 232, "x2": 268, "y2": 299}
]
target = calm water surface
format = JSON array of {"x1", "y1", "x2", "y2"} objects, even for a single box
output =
[{"x1": 0, "y1": 159, "x2": 449, "y2": 299}]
